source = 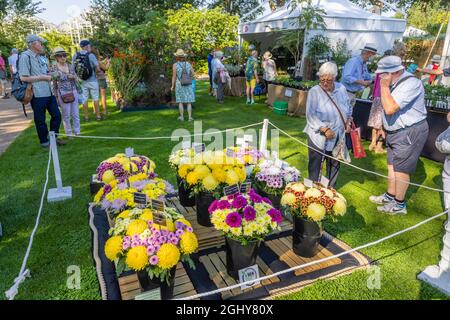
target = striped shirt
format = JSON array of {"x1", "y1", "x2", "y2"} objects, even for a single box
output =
[{"x1": 18, "y1": 49, "x2": 52, "y2": 98}]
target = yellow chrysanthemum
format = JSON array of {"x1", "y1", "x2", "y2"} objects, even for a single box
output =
[
  {"x1": 116, "y1": 210, "x2": 131, "y2": 220},
  {"x1": 179, "y1": 232, "x2": 199, "y2": 254},
  {"x1": 178, "y1": 164, "x2": 191, "y2": 179},
  {"x1": 94, "y1": 187, "x2": 104, "y2": 203},
  {"x1": 333, "y1": 198, "x2": 347, "y2": 216},
  {"x1": 281, "y1": 193, "x2": 297, "y2": 206},
  {"x1": 186, "y1": 172, "x2": 199, "y2": 186},
  {"x1": 194, "y1": 165, "x2": 211, "y2": 180},
  {"x1": 243, "y1": 155, "x2": 253, "y2": 164},
  {"x1": 126, "y1": 219, "x2": 148, "y2": 236},
  {"x1": 226, "y1": 170, "x2": 240, "y2": 185},
  {"x1": 321, "y1": 188, "x2": 334, "y2": 199},
  {"x1": 175, "y1": 218, "x2": 192, "y2": 228},
  {"x1": 290, "y1": 182, "x2": 306, "y2": 193},
  {"x1": 306, "y1": 203, "x2": 326, "y2": 222},
  {"x1": 203, "y1": 174, "x2": 219, "y2": 191},
  {"x1": 102, "y1": 170, "x2": 116, "y2": 183},
  {"x1": 126, "y1": 246, "x2": 149, "y2": 271},
  {"x1": 104, "y1": 236, "x2": 123, "y2": 261},
  {"x1": 157, "y1": 243, "x2": 181, "y2": 270},
  {"x1": 212, "y1": 168, "x2": 227, "y2": 183},
  {"x1": 153, "y1": 220, "x2": 176, "y2": 232},
  {"x1": 304, "y1": 188, "x2": 322, "y2": 199},
  {"x1": 139, "y1": 209, "x2": 153, "y2": 222}
]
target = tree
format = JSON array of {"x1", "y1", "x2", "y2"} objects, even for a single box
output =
[
  {"x1": 166, "y1": 4, "x2": 239, "y2": 59},
  {"x1": 405, "y1": 2, "x2": 449, "y2": 35},
  {"x1": 40, "y1": 29, "x2": 74, "y2": 54},
  {"x1": 209, "y1": 0, "x2": 286, "y2": 21},
  {"x1": 0, "y1": 0, "x2": 42, "y2": 19},
  {"x1": 349, "y1": 0, "x2": 447, "y2": 11}
]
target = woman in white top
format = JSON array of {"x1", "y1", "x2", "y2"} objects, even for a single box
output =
[
  {"x1": 262, "y1": 51, "x2": 277, "y2": 84},
  {"x1": 212, "y1": 51, "x2": 226, "y2": 104},
  {"x1": 304, "y1": 62, "x2": 353, "y2": 188}
]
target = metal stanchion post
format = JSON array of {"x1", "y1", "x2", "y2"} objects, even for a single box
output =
[
  {"x1": 418, "y1": 215, "x2": 450, "y2": 295},
  {"x1": 47, "y1": 131, "x2": 72, "y2": 202}
]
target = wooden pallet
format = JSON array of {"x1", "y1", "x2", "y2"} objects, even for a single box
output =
[{"x1": 118, "y1": 262, "x2": 198, "y2": 300}]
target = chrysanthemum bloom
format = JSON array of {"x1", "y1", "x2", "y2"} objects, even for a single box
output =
[
  {"x1": 243, "y1": 206, "x2": 256, "y2": 221},
  {"x1": 268, "y1": 208, "x2": 283, "y2": 224},
  {"x1": 281, "y1": 192, "x2": 297, "y2": 206},
  {"x1": 249, "y1": 190, "x2": 263, "y2": 203},
  {"x1": 126, "y1": 246, "x2": 149, "y2": 271},
  {"x1": 262, "y1": 197, "x2": 272, "y2": 205},
  {"x1": 321, "y1": 188, "x2": 335, "y2": 199},
  {"x1": 104, "y1": 236, "x2": 123, "y2": 261},
  {"x1": 203, "y1": 174, "x2": 219, "y2": 191},
  {"x1": 102, "y1": 170, "x2": 116, "y2": 183},
  {"x1": 180, "y1": 232, "x2": 199, "y2": 254},
  {"x1": 186, "y1": 171, "x2": 199, "y2": 186},
  {"x1": 116, "y1": 210, "x2": 131, "y2": 220},
  {"x1": 232, "y1": 195, "x2": 248, "y2": 209},
  {"x1": 226, "y1": 170, "x2": 240, "y2": 185},
  {"x1": 139, "y1": 209, "x2": 153, "y2": 222},
  {"x1": 225, "y1": 212, "x2": 242, "y2": 228},
  {"x1": 157, "y1": 243, "x2": 181, "y2": 269},
  {"x1": 333, "y1": 198, "x2": 347, "y2": 216},
  {"x1": 217, "y1": 200, "x2": 232, "y2": 210},
  {"x1": 126, "y1": 220, "x2": 148, "y2": 236},
  {"x1": 194, "y1": 165, "x2": 211, "y2": 180},
  {"x1": 306, "y1": 203, "x2": 326, "y2": 222},
  {"x1": 212, "y1": 168, "x2": 227, "y2": 183},
  {"x1": 305, "y1": 188, "x2": 322, "y2": 199},
  {"x1": 149, "y1": 255, "x2": 159, "y2": 266},
  {"x1": 176, "y1": 218, "x2": 192, "y2": 228}
]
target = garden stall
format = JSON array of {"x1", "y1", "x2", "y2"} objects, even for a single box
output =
[{"x1": 239, "y1": 0, "x2": 406, "y2": 75}]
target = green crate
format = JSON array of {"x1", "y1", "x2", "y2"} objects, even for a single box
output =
[{"x1": 273, "y1": 101, "x2": 288, "y2": 115}]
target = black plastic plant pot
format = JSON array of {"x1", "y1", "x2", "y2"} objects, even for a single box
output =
[
  {"x1": 176, "y1": 175, "x2": 196, "y2": 207},
  {"x1": 225, "y1": 237, "x2": 261, "y2": 280},
  {"x1": 195, "y1": 191, "x2": 215, "y2": 227},
  {"x1": 292, "y1": 216, "x2": 323, "y2": 258},
  {"x1": 137, "y1": 267, "x2": 176, "y2": 300},
  {"x1": 256, "y1": 187, "x2": 282, "y2": 210}
]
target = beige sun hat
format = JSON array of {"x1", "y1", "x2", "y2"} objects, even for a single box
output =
[
  {"x1": 263, "y1": 51, "x2": 273, "y2": 59},
  {"x1": 52, "y1": 47, "x2": 67, "y2": 57},
  {"x1": 431, "y1": 55, "x2": 441, "y2": 63},
  {"x1": 174, "y1": 49, "x2": 187, "y2": 57}
]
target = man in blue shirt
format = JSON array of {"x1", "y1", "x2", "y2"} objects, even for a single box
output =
[
  {"x1": 369, "y1": 56, "x2": 429, "y2": 216},
  {"x1": 342, "y1": 43, "x2": 377, "y2": 106}
]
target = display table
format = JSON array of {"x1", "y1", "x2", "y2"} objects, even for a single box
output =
[
  {"x1": 224, "y1": 77, "x2": 246, "y2": 97},
  {"x1": 266, "y1": 84, "x2": 307, "y2": 117},
  {"x1": 353, "y1": 99, "x2": 447, "y2": 163}
]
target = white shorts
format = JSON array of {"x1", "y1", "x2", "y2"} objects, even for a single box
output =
[{"x1": 81, "y1": 81, "x2": 99, "y2": 102}]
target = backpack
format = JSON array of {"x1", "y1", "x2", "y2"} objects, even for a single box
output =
[
  {"x1": 179, "y1": 62, "x2": 192, "y2": 86},
  {"x1": 74, "y1": 52, "x2": 93, "y2": 81},
  {"x1": 11, "y1": 53, "x2": 33, "y2": 117}
]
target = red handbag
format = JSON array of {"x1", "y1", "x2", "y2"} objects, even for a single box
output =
[{"x1": 350, "y1": 122, "x2": 367, "y2": 159}]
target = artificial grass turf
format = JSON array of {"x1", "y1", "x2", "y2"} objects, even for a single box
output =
[{"x1": 0, "y1": 81, "x2": 449, "y2": 300}]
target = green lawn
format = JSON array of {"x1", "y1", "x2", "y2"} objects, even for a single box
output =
[{"x1": 0, "y1": 81, "x2": 449, "y2": 300}]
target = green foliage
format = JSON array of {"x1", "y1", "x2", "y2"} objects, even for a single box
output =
[
  {"x1": 272, "y1": 74, "x2": 318, "y2": 90},
  {"x1": 331, "y1": 39, "x2": 352, "y2": 69},
  {"x1": 194, "y1": 59, "x2": 209, "y2": 75},
  {"x1": 39, "y1": 30, "x2": 74, "y2": 55},
  {"x1": 0, "y1": 0, "x2": 42, "y2": 19},
  {"x1": 166, "y1": 4, "x2": 239, "y2": 60},
  {"x1": 307, "y1": 34, "x2": 331, "y2": 59},
  {"x1": 406, "y1": 2, "x2": 449, "y2": 36},
  {"x1": 224, "y1": 64, "x2": 243, "y2": 77}
]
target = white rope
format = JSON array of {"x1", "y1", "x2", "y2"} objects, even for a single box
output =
[
  {"x1": 58, "y1": 122, "x2": 265, "y2": 140},
  {"x1": 177, "y1": 209, "x2": 449, "y2": 300},
  {"x1": 5, "y1": 148, "x2": 52, "y2": 300},
  {"x1": 269, "y1": 121, "x2": 449, "y2": 194}
]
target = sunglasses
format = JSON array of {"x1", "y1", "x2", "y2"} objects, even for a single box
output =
[{"x1": 56, "y1": 54, "x2": 67, "y2": 58}]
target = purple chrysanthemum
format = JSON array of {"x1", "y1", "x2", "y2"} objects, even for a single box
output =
[
  {"x1": 249, "y1": 190, "x2": 263, "y2": 203},
  {"x1": 149, "y1": 255, "x2": 159, "y2": 266},
  {"x1": 262, "y1": 197, "x2": 272, "y2": 205},
  {"x1": 217, "y1": 200, "x2": 232, "y2": 210},
  {"x1": 243, "y1": 206, "x2": 256, "y2": 221},
  {"x1": 225, "y1": 212, "x2": 242, "y2": 228},
  {"x1": 147, "y1": 246, "x2": 155, "y2": 255},
  {"x1": 232, "y1": 195, "x2": 247, "y2": 209},
  {"x1": 186, "y1": 226, "x2": 193, "y2": 233},
  {"x1": 208, "y1": 200, "x2": 220, "y2": 214},
  {"x1": 170, "y1": 238, "x2": 179, "y2": 245},
  {"x1": 111, "y1": 199, "x2": 126, "y2": 211},
  {"x1": 268, "y1": 208, "x2": 283, "y2": 224},
  {"x1": 176, "y1": 229, "x2": 184, "y2": 237}
]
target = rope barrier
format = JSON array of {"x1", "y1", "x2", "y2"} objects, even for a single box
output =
[
  {"x1": 176, "y1": 209, "x2": 449, "y2": 300},
  {"x1": 5, "y1": 148, "x2": 52, "y2": 300},
  {"x1": 269, "y1": 121, "x2": 449, "y2": 194},
  {"x1": 57, "y1": 122, "x2": 265, "y2": 140}
]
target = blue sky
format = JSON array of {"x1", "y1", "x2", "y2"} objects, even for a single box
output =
[{"x1": 37, "y1": 0, "x2": 92, "y2": 25}]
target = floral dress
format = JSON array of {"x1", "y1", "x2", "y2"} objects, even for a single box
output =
[
  {"x1": 175, "y1": 62, "x2": 195, "y2": 104},
  {"x1": 367, "y1": 73, "x2": 383, "y2": 130}
]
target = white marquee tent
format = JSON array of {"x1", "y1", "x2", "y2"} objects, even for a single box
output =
[{"x1": 239, "y1": 0, "x2": 407, "y2": 71}]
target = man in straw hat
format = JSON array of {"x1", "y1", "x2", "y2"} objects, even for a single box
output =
[
  {"x1": 18, "y1": 34, "x2": 64, "y2": 148},
  {"x1": 342, "y1": 43, "x2": 377, "y2": 106},
  {"x1": 369, "y1": 56, "x2": 428, "y2": 216}
]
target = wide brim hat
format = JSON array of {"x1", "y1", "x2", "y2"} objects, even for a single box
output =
[
  {"x1": 174, "y1": 49, "x2": 187, "y2": 57},
  {"x1": 375, "y1": 55, "x2": 405, "y2": 74},
  {"x1": 361, "y1": 43, "x2": 378, "y2": 54},
  {"x1": 52, "y1": 47, "x2": 67, "y2": 57},
  {"x1": 263, "y1": 51, "x2": 273, "y2": 59},
  {"x1": 431, "y1": 55, "x2": 441, "y2": 63}
]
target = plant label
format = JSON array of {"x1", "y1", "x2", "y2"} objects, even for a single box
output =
[
  {"x1": 193, "y1": 143, "x2": 206, "y2": 154},
  {"x1": 236, "y1": 138, "x2": 245, "y2": 146},
  {"x1": 226, "y1": 148, "x2": 235, "y2": 158},
  {"x1": 285, "y1": 89, "x2": 293, "y2": 98},
  {"x1": 181, "y1": 141, "x2": 191, "y2": 149},
  {"x1": 239, "y1": 265, "x2": 260, "y2": 290},
  {"x1": 153, "y1": 211, "x2": 167, "y2": 227},
  {"x1": 274, "y1": 158, "x2": 283, "y2": 168},
  {"x1": 244, "y1": 134, "x2": 254, "y2": 143},
  {"x1": 240, "y1": 182, "x2": 252, "y2": 194},
  {"x1": 304, "y1": 178, "x2": 314, "y2": 188},
  {"x1": 135, "y1": 288, "x2": 161, "y2": 300},
  {"x1": 320, "y1": 176, "x2": 330, "y2": 188},
  {"x1": 151, "y1": 199, "x2": 166, "y2": 212},
  {"x1": 125, "y1": 148, "x2": 134, "y2": 157},
  {"x1": 224, "y1": 184, "x2": 240, "y2": 196},
  {"x1": 134, "y1": 192, "x2": 147, "y2": 208}
]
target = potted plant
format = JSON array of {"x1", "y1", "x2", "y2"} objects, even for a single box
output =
[
  {"x1": 227, "y1": 146, "x2": 267, "y2": 178},
  {"x1": 178, "y1": 151, "x2": 247, "y2": 227},
  {"x1": 252, "y1": 159, "x2": 301, "y2": 210},
  {"x1": 281, "y1": 182, "x2": 347, "y2": 257},
  {"x1": 104, "y1": 207, "x2": 198, "y2": 300},
  {"x1": 94, "y1": 172, "x2": 174, "y2": 216},
  {"x1": 208, "y1": 190, "x2": 283, "y2": 279},
  {"x1": 169, "y1": 148, "x2": 196, "y2": 207}
]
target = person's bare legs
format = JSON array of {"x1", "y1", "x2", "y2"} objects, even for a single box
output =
[
  {"x1": 369, "y1": 128, "x2": 377, "y2": 151},
  {"x1": 387, "y1": 165, "x2": 396, "y2": 197},
  {"x1": 187, "y1": 103, "x2": 193, "y2": 120},
  {"x1": 0, "y1": 80, "x2": 5, "y2": 96},
  {"x1": 93, "y1": 100, "x2": 101, "y2": 119},
  {"x1": 83, "y1": 102, "x2": 89, "y2": 121},
  {"x1": 246, "y1": 85, "x2": 251, "y2": 103},
  {"x1": 178, "y1": 103, "x2": 184, "y2": 120},
  {"x1": 100, "y1": 88, "x2": 107, "y2": 116},
  {"x1": 394, "y1": 172, "x2": 410, "y2": 201}
]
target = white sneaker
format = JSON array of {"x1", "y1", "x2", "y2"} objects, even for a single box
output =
[
  {"x1": 177, "y1": 116, "x2": 184, "y2": 121},
  {"x1": 377, "y1": 201, "x2": 408, "y2": 216},
  {"x1": 369, "y1": 194, "x2": 393, "y2": 205}
]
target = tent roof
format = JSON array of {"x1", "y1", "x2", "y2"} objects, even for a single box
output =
[{"x1": 239, "y1": 0, "x2": 406, "y2": 34}]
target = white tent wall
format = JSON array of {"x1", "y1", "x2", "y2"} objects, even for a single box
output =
[{"x1": 239, "y1": 0, "x2": 406, "y2": 75}]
